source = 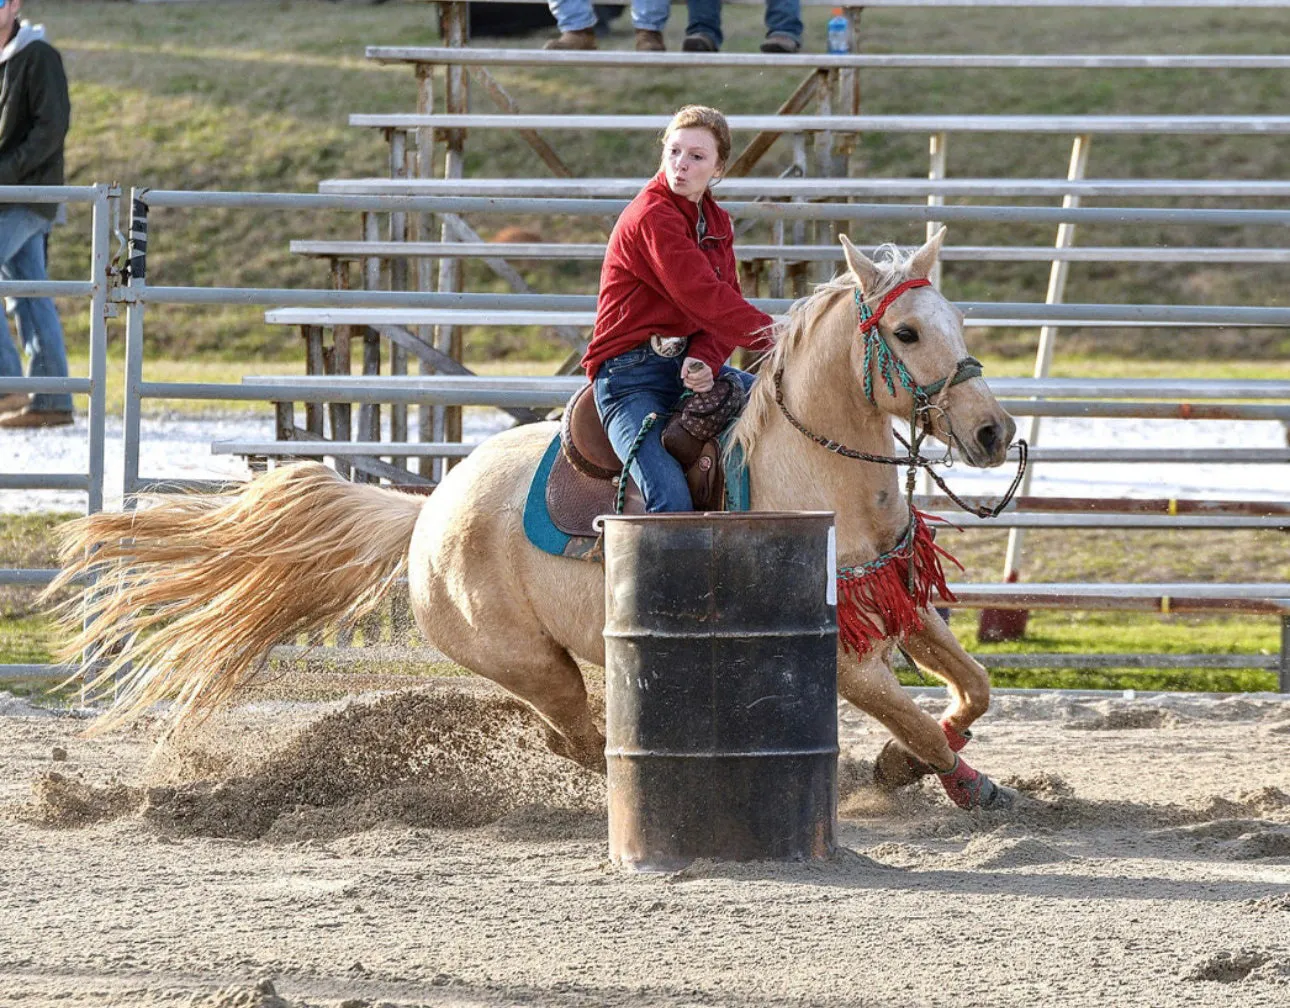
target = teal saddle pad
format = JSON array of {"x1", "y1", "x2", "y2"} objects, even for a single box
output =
[{"x1": 522, "y1": 431, "x2": 750, "y2": 561}]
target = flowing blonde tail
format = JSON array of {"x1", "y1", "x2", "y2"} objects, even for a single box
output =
[{"x1": 43, "y1": 462, "x2": 425, "y2": 736}]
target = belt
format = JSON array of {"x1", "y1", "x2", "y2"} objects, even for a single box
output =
[{"x1": 648, "y1": 334, "x2": 689, "y2": 358}]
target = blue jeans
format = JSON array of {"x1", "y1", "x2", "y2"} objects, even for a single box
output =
[
  {"x1": 548, "y1": 0, "x2": 670, "y2": 32},
  {"x1": 593, "y1": 344, "x2": 756, "y2": 513},
  {"x1": 686, "y1": 0, "x2": 802, "y2": 46},
  {"x1": 0, "y1": 207, "x2": 70, "y2": 412}
]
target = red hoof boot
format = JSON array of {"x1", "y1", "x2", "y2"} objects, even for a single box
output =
[
  {"x1": 937, "y1": 755, "x2": 1015, "y2": 810},
  {"x1": 941, "y1": 720, "x2": 972, "y2": 753},
  {"x1": 873, "y1": 721, "x2": 973, "y2": 792}
]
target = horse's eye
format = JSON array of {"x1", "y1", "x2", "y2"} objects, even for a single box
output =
[{"x1": 894, "y1": 326, "x2": 919, "y2": 345}]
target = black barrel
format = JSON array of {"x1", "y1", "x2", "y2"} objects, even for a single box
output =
[{"x1": 602, "y1": 512, "x2": 838, "y2": 872}]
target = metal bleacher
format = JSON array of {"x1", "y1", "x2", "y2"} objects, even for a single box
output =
[{"x1": 246, "y1": 0, "x2": 1290, "y2": 683}]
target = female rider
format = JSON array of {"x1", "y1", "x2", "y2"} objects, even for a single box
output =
[{"x1": 581, "y1": 105, "x2": 775, "y2": 512}]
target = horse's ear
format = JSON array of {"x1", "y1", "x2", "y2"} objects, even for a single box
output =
[
  {"x1": 907, "y1": 226, "x2": 947, "y2": 280},
  {"x1": 839, "y1": 234, "x2": 883, "y2": 295}
]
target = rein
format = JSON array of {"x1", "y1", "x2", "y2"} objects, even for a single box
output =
[{"x1": 773, "y1": 276, "x2": 1028, "y2": 593}]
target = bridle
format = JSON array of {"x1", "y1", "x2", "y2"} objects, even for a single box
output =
[{"x1": 772, "y1": 276, "x2": 1028, "y2": 522}]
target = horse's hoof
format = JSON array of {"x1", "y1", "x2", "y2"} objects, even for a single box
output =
[
  {"x1": 937, "y1": 756, "x2": 1014, "y2": 811},
  {"x1": 984, "y1": 783, "x2": 1018, "y2": 811},
  {"x1": 873, "y1": 739, "x2": 935, "y2": 791},
  {"x1": 873, "y1": 721, "x2": 974, "y2": 792},
  {"x1": 543, "y1": 726, "x2": 608, "y2": 775}
]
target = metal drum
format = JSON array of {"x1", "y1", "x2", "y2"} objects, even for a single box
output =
[{"x1": 602, "y1": 512, "x2": 838, "y2": 872}]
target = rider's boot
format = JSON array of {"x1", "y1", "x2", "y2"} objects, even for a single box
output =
[
  {"x1": 873, "y1": 719, "x2": 972, "y2": 791},
  {"x1": 936, "y1": 754, "x2": 1015, "y2": 810}
]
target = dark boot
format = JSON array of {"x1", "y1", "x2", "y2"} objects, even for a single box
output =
[
  {"x1": 634, "y1": 29, "x2": 665, "y2": 51},
  {"x1": 681, "y1": 33, "x2": 718, "y2": 52},
  {"x1": 544, "y1": 28, "x2": 597, "y2": 51}
]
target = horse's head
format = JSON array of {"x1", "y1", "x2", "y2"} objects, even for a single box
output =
[{"x1": 837, "y1": 228, "x2": 1015, "y2": 468}]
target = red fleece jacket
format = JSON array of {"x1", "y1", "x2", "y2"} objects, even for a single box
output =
[{"x1": 581, "y1": 173, "x2": 775, "y2": 379}]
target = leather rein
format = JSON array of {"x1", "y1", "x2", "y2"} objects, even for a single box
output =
[{"x1": 772, "y1": 276, "x2": 1027, "y2": 521}]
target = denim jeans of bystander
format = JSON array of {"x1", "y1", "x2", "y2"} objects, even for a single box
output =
[
  {"x1": 548, "y1": 0, "x2": 671, "y2": 33},
  {"x1": 685, "y1": 0, "x2": 803, "y2": 48},
  {"x1": 0, "y1": 206, "x2": 71, "y2": 413}
]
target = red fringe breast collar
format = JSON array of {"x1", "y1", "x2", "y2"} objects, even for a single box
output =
[{"x1": 835, "y1": 511, "x2": 963, "y2": 657}]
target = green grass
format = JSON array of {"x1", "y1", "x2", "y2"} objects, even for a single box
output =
[{"x1": 30, "y1": 1, "x2": 1290, "y2": 361}]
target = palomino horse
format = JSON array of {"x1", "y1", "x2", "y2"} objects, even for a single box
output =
[{"x1": 49, "y1": 228, "x2": 1019, "y2": 809}]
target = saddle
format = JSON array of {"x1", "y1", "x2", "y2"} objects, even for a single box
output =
[{"x1": 546, "y1": 382, "x2": 736, "y2": 538}]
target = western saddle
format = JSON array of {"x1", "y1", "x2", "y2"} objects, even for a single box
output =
[{"x1": 546, "y1": 384, "x2": 727, "y2": 539}]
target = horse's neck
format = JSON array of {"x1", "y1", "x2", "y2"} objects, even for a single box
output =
[{"x1": 746, "y1": 355, "x2": 910, "y2": 562}]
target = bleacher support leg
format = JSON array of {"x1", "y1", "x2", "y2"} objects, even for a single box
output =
[
  {"x1": 415, "y1": 62, "x2": 437, "y2": 482},
  {"x1": 436, "y1": 0, "x2": 469, "y2": 479},
  {"x1": 1280, "y1": 616, "x2": 1289, "y2": 693}
]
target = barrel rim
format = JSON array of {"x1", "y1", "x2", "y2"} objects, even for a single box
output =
[{"x1": 600, "y1": 510, "x2": 836, "y2": 524}]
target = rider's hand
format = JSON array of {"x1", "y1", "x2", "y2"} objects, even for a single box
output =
[{"x1": 682, "y1": 357, "x2": 714, "y2": 393}]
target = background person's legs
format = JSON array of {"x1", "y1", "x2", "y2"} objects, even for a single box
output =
[
  {"x1": 684, "y1": 0, "x2": 723, "y2": 47},
  {"x1": 5, "y1": 225, "x2": 71, "y2": 414},
  {"x1": 547, "y1": 0, "x2": 598, "y2": 33},
  {"x1": 631, "y1": 0, "x2": 670, "y2": 34},
  {"x1": 762, "y1": 0, "x2": 803, "y2": 46},
  {"x1": 0, "y1": 208, "x2": 54, "y2": 415}
]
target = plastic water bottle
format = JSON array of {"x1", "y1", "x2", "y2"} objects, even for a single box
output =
[{"x1": 827, "y1": 8, "x2": 850, "y2": 54}]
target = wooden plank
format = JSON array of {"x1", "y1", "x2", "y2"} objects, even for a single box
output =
[
  {"x1": 283, "y1": 426, "x2": 437, "y2": 487},
  {"x1": 372, "y1": 323, "x2": 546, "y2": 424},
  {"x1": 303, "y1": 325, "x2": 326, "y2": 436},
  {"x1": 328, "y1": 258, "x2": 353, "y2": 480}
]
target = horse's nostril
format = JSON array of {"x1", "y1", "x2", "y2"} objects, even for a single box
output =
[{"x1": 977, "y1": 422, "x2": 1000, "y2": 456}]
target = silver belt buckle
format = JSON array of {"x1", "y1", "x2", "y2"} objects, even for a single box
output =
[{"x1": 650, "y1": 334, "x2": 688, "y2": 358}]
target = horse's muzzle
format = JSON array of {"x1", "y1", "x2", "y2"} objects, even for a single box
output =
[{"x1": 964, "y1": 415, "x2": 1016, "y2": 468}]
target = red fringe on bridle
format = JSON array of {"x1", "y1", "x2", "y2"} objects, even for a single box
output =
[{"x1": 835, "y1": 512, "x2": 963, "y2": 657}]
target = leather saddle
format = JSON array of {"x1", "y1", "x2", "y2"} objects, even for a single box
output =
[{"x1": 546, "y1": 383, "x2": 727, "y2": 538}]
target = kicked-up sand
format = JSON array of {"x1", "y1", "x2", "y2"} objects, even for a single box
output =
[{"x1": 1, "y1": 680, "x2": 1288, "y2": 1008}]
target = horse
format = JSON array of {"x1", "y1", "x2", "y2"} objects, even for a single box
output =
[{"x1": 47, "y1": 227, "x2": 1019, "y2": 810}]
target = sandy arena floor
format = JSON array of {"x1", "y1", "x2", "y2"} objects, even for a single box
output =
[{"x1": 1, "y1": 682, "x2": 1288, "y2": 1008}]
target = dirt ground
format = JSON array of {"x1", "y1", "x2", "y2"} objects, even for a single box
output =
[{"x1": 2, "y1": 681, "x2": 1288, "y2": 1008}]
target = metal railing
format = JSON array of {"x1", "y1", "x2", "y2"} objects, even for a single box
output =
[
  {"x1": 0, "y1": 184, "x2": 114, "y2": 682},
  {"x1": 6, "y1": 185, "x2": 1290, "y2": 690}
]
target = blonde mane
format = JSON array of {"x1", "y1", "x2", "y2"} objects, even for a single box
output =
[{"x1": 732, "y1": 243, "x2": 917, "y2": 459}]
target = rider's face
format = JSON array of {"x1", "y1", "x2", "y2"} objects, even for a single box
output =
[{"x1": 661, "y1": 128, "x2": 723, "y2": 204}]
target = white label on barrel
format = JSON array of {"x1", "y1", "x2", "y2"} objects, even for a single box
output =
[{"x1": 826, "y1": 525, "x2": 837, "y2": 606}]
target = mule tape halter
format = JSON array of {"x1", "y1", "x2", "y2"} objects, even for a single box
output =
[{"x1": 773, "y1": 276, "x2": 1027, "y2": 522}]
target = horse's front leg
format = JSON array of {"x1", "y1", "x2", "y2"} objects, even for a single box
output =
[
  {"x1": 837, "y1": 644, "x2": 957, "y2": 773},
  {"x1": 838, "y1": 642, "x2": 1014, "y2": 811},
  {"x1": 900, "y1": 606, "x2": 991, "y2": 735}
]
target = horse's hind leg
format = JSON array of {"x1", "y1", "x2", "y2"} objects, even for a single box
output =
[
  {"x1": 431, "y1": 622, "x2": 606, "y2": 774},
  {"x1": 495, "y1": 645, "x2": 607, "y2": 774}
]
